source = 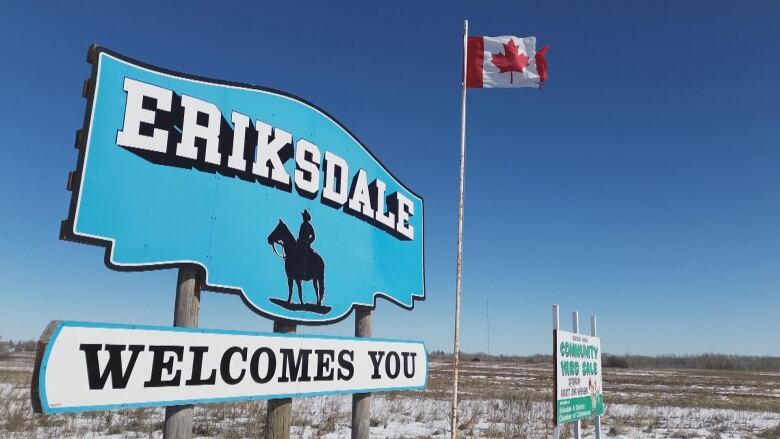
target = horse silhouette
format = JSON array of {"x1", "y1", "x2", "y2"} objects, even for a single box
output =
[{"x1": 267, "y1": 219, "x2": 326, "y2": 306}]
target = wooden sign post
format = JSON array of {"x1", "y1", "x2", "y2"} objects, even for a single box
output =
[
  {"x1": 265, "y1": 320, "x2": 297, "y2": 439},
  {"x1": 163, "y1": 266, "x2": 201, "y2": 439},
  {"x1": 352, "y1": 306, "x2": 372, "y2": 439}
]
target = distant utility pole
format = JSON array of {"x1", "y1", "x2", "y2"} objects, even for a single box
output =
[{"x1": 486, "y1": 298, "x2": 491, "y2": 356}]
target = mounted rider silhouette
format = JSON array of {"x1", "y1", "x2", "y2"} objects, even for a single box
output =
[
  {"x1": 267, "y1": 209, "x2": 325, "y2": 308},
  {"x1": 298, "y1": 209, "x2": 316, "y2": 258}
]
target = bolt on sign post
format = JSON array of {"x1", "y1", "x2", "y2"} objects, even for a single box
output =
[
  {"x1": 36, "y1": 44, "x2": 428, "y2": 439},
  {"x1": 552, "y1": 309, "x2": 604, "y2": 431}
]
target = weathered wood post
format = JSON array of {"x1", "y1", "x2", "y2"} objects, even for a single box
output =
[
  {"x1": 352, "y1": 306, "x2": 372, "y2": 438},
  {"x1": 265, "y1": 320, "x2": 297, "y2": 438},
  {"x1": 163, "y1": 266, "x2": 201, "y2": 439}
]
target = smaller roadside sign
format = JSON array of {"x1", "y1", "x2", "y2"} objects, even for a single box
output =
[
  {"x1": 31, "y1": 321, "x2": 426, "y2": 414},
  {"x1": 553, "y1": 329, "x2": 603, "y2": 425}
]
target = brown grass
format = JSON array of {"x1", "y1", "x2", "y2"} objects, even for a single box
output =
[
  {"x1": 759, "y1": 423, "x2": 780, "y2": 439},
  {"x1": 1, "y1": 351, "x2": 778, "y2": 437},
  {"x1": 426, "y1": 358, "x2": 780, "y2": 413}
]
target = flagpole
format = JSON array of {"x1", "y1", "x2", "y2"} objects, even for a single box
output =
[{"x1": 450, "y1": 18, "x2": 468, "y2": 439}]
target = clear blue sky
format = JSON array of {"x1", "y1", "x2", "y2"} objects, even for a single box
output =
[{"x1": 2, "y1": 1, "x2": 779, "y2": 355}]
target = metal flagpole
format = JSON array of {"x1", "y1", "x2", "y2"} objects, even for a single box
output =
[{"x1": 450, "y1": 18, "x2": 469, "y2": 439}]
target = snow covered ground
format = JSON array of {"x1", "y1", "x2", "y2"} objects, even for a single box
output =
[
  {"x1": 2, "y1": 392, "x2": 778, "y2": 438},
  {"x1": 2, "y1": 353, "x2": 779, "y2": 438}
]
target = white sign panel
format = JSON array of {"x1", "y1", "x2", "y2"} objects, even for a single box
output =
[
  {"x1": 32, "y1": 321, "x2": 426, "y2": 414},
  {"x1": 553, "y1": 329, "x2": 603, "y2": 425}
]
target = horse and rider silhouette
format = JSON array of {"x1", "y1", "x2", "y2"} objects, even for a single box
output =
[{"x1": 267, "y1": 209, "x2": 326, "y2": 308}]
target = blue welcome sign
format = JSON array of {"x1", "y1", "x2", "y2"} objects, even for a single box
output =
[{"x1": 63, "y1": 46, "x2": 425, "y2": 323}]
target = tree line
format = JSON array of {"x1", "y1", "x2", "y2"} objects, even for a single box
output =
[{"x1": 427, "y1": 350, "x2": 780, "y2": 372}]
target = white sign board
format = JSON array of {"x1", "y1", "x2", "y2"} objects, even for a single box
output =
[
  {"x1": 553, "y1": 329, "x2": 603, "y2": 425},
  {"x1": 32, "y1": 321, "x2": 426, "y2": 414}
]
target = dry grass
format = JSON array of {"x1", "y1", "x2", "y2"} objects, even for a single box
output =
[
  {"x1": 2, "y1": 403, "x2": 29, "y2": 432},
  {"x1": 1, "y1": 351, "x2": 778, "y2": 438},
  {"x1": 759, "y1": 423, "x2": 780, "y2": 439},
  {"x1": 426, "y1": 358, "x2": 780, "y2": 413}
]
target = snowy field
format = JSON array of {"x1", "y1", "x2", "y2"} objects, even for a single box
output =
[{"x1": 1, "y1": 353, "x2": 778, "y2": 438}]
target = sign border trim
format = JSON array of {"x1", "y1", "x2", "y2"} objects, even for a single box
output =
[
  {"x1": 61, "y1": 45, "x2": 427, "y2": 325},
  {"x1": 35, "y1": 320, "x2": 428, "y2": 414}
]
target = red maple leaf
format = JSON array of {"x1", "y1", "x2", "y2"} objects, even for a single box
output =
[{"x1": 490, "y1": 39, "x2": 529, "y2": 84}]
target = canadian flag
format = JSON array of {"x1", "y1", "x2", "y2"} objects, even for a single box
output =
[{"x1": 466, "y1": 36, "x2": 548, "y2": 89}]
